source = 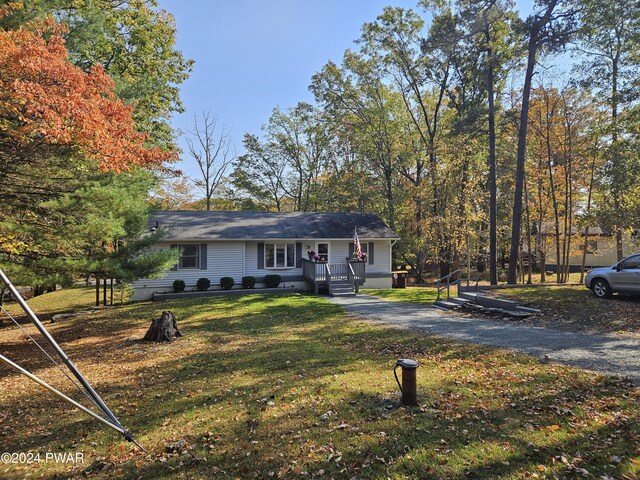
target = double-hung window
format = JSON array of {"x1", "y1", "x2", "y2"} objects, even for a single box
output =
[
  {"x1": 349, "y1": 241, "x2": 373, "y2": 264},
  {"x1": 178, "y1": 244, "x2": 200, "y2": 269},
  {"x1": 579, "y1": 239, "x2": 597, "y2": 254},
  {"x1": 265, "y1": 243, "x2": 295, "y2": 268},
  {"x1": 316, "y1": 243, "x2": 329, "y2": 263}
]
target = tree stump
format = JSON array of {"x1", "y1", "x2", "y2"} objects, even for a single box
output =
[{"x1": 143, "y1": 311, "x2": 182, "y2": 342}]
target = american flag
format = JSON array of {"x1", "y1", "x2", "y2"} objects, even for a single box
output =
[{"x1": 353, "y1": 227, "x2": 362, "y2": 258}]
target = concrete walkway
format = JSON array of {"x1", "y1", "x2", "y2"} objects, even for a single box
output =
[{"x1": 328, "y1": 294, "x2": 640, "y2": 385}]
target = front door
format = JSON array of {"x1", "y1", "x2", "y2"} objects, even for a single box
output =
[{"x1": 316, "y1": 242, "x2": 329, "y2": 263}]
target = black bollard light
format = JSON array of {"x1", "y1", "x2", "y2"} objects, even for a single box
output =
[{"x1": 394, "y1": 358, "x2": 419, "y2": 406}]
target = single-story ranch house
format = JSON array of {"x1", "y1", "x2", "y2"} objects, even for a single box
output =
[{"x1": 132, "y1": 210, "x2": 400, "y2": 300}]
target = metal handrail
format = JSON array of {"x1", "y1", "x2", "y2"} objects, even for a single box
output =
[
  {"x1": 464, "y1": 271, "x2": 479, "y2": 290},
  {"x1": 436, "y1": 268, "x2": 481, "y2": 301},
  {"x1": 436, "y1": 269, "x2": 460, "y2": 301},
  {"x1": 461, "y1": 266, "x2": 479, "y2": 291}
]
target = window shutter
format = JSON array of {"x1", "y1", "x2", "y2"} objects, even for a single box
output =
[
  {"x1": 257, "y1": 243, "x2": 264, "y2": 270},
  {"x1": 368, "y1": 242, "x2": 374, "y2": 265},
  {"x1": 296, "y1": 242, "x2": 302, "y2": 268},
  {"x1": 170, "y1": 244, "x2": 178, "y2": 271},
  {"x1": 348, "y1": 242, "x2": 354, "y2": 259},
  {"x1": 200, "y1": 244, "x2": 207, "y2": 270}
]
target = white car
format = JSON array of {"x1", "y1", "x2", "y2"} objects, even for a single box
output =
[{"x1": 585, "y1": 253, "x2": 640, "y2": 298}]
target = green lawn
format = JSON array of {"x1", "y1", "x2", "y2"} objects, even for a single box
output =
[
  {"x1": 0, "y1": 290, "x2": 638, "y2": 479},
  {"x1": 2, "y1": 286, "x2": 97, "y2": 321},
  {"x1": 362, "y1": 287, "x2": 439, "y2": 305},
  {"x1": 493, "y1": 285, "x2": 591, "y2": 303},
  {"x1": 481, "y1": 271, "x2": 586, "y2": 285}
]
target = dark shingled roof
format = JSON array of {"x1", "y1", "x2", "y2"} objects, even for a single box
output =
[{"x1": 149, "y1": 210, "x2": 400, "y2": 241}]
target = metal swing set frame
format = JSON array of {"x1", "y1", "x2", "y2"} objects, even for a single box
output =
[{"x1": 0, "y1": 268, "x2": 144, "y2": 451}]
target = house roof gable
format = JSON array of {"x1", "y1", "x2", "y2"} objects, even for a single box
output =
[{"x1": 149, "y1": 210, "x2": 400, "y2": 241}]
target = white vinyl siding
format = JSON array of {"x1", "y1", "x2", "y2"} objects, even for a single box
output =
[
  {"x1": 132, "y1": 241, "x2": 244, "y2": 290},
  {"x1": 244, "y1": 241, "x2": 260, "y2": 277},
  {"x1": 207, "y1": 242, "x2": 244, "y2": 282},
  {"x1": 369, "y1": 240, "x2": 391, "y2": 273},
  {"x1": 330, "y1": 241, "x2": 350, "y2": 265},
  {"x1": 327, "y1": 240, "x2": 392, "y2": 273}
]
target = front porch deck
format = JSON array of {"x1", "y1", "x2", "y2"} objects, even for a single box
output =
[{"x1": 302, "y1": 258, "x2": 366, "y2": 296}]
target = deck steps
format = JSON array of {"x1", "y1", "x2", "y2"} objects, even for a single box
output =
[
  {"x1": 459, "y1": 292, "x2": 478, "y2": 301},
  {"x1": 446, "y1": 296, "x2": 473, "y2": 306},
  {"x1": 305, "y1": 260, "x2": 363, "y2": 297},
  {"x1": 433, "y1": 299, "x2": 461, "y2": 309},
  {"x1": 330, "y1": 280, "x2": 356, "y2": 297}
]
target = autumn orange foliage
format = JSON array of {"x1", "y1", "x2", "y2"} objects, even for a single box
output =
[{"x1": 0, "y1": 8, "x2": 175, "y2": 172}]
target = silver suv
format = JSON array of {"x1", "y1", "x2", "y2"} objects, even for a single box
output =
[{"x1": 585, "y1": 253, "x2": 640, "y2": 298}]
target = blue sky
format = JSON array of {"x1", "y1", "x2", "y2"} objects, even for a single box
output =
[{"x1": 156, "y1": 0, "x2": 532, "y2": 177}]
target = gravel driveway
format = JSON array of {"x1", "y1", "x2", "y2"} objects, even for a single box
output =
[{"x1": 328, "y1": 294, "x2": 640, "y2": 385}]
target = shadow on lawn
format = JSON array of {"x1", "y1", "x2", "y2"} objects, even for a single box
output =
[
  {"x1": 1, "y1": 294, "x2": 638, "y2": 479},
  {"x1": 0, "y1": 294, "x2": 308, "y2": 378},
  {"x1": 39, "y1": 377, "x2": 638, "y2": 480},
  {"x1": 0, "y1": 295, "x2": 356, "y2": 440}
]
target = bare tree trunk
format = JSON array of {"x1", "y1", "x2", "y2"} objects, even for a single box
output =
[
  {"x1": 611, "y1": 59, "x2": 624, "y2": 261},
  {"x1": 486, "y1": 29, "x2": 498, "y2": 286},
  {"x1": 551, "y1": 189, "x2": 561, "y2": 285},
  {"x1": 385, "y1": 167, "x2": 396, "y2": 231},
  {"x1": 536, "y1": 154, "x2": 546, "y2": 284},
  {"x1": 543, "y1": 92, "x2": 562, "y2": 284},
  {"x1": 524, "y1": 174, "x2": 533, "y2": 284},
  {"x1": 564, "y1": 129, "x2": 574, "y2": 283},
  {"x1": 580, "y1": 152, "x2": 598, "y2": 283},
  {"x1": 561, "y1": 166, "x2": 569, "y2": 283},
  {"x1": 508, "y1": 36, "x2": 537, "y2": 284},
  {"x1": 547, "y1": 164, "x2": 561, "y2": 283},
  {"x1": 507, "y1": 0, "x2": 559, "y2": 284}
]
